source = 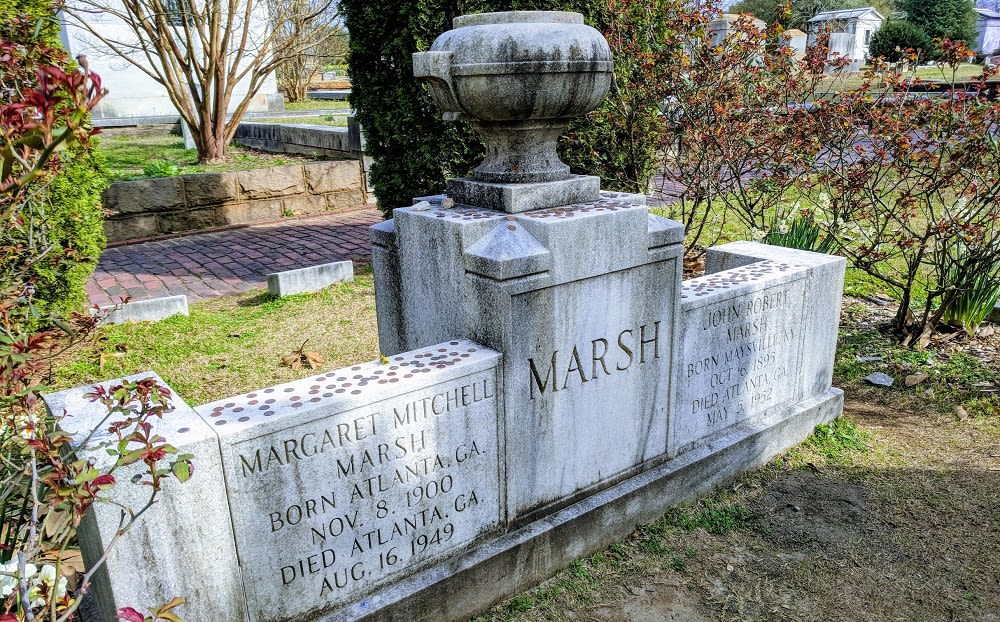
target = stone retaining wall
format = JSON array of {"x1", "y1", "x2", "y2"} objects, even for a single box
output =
[
  {"x1": 232, "y1": 120, "x2": 364, "y2": 158},
  {"x1": 102, "y1": 160, "x2": 367, "y2": 243}
]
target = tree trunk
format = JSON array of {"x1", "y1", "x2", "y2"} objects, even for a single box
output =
[{"x1": 198, "y1": 132, "x2": 228, "y2": 164}]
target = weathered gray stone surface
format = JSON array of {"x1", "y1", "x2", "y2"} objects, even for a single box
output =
[
  {"x1": 183, "y1": 172, "x2": 240, "y2": 206},
  {"x1": 330, "y1": 387, "x2": 843, "y2": 622},
  {"x1": 306, "y1": 161, "x2": 362, "y2": 194},
  {"x1": 238, "y1": 165, "x2": 306, "y2": 199},
  {"x1": 234, "y1": 122, "x2": 362, "y2": 158},
  {"x1": 864, "y1": 372, "x2": 894, "y2": 387},
  {"x1": 103, "y1": 176, "x2": 185, "y2": 214},
  {"x1": 702, "y1": 242, "x2": 847, "y2": 400},
  {"x1": 376, "y1": 192, "x2": 685, "y2": 518},
  {"x1": 267, "y1": 260, "x2": 354, "y2": 297},
  {"x1": 44, "y1": 373, "x2": 244, "y2": 622},
  {"x1": 447, "y1": 175, "x2": 600, "y2": 213},
  {"x1": 54, "y1": 344, "x2": 503, "y2": 622},
  {"x1": 673, "y1": 242, "x2": 845, "y2": 454},
  {"x1": 414, "y1": 11, "x2": 612, "y2": 184},
  {"x1": 199, "y1": 342, "x2": 501, "y2": 620},
  {"x1": 97, "y1": 294, "x2": 188, "y2": 324},
  {"x1": 370, "y1": 219, "x2": 405, "y2": 356}
]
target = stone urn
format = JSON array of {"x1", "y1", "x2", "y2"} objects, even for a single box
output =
[{"x1": 413, "y1": 11, "x2": 612, "y2": 185}]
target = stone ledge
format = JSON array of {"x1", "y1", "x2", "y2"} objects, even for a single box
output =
[
  {"x1": 267, "y1": 261, "x2": 354, "y2": 297},
  {"x1": 447, "y1": 175, "x2": 601, "y2": 213},
  {"x1": 95, "y1": 295, "x2": 189, "y2": 325}
]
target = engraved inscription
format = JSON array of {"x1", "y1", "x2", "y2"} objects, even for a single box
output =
[
  {"x1": 681, "y1": 282, "x2": 804, "y2": 440},
  {"x1": 527, "y1": 322, "x2": 661, "y2": 399},
  {"x1": 225, "y1": 372, "x2": 500, "y2": 619}
]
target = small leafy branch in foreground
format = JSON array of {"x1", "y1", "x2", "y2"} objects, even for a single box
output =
[
  {"x1": 809, "y1": 39, "x2": 1000, "y2": 338},
  {"x1": 117, "y1": 596, "x2": 185, "y2": 622},
  {"x1": 2, "y1": 6, "x2": 194, "y2": 620},
  {"x1": 2, "y1": 376, "x2": 194, "y2": 621}
]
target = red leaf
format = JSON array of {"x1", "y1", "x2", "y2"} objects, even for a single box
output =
[
  {"x1": 92, "y1": 473, "x2": 116, "y2": 487},
  {"x1": 117, "y1": 607, "x2": 145, "y2": 622}
]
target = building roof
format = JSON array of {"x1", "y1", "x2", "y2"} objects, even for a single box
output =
[
  {"x1": 782, "y1": 28, "x2": 807, "y2": 37},
  {"x1": 976, "y1": 8, "x2": 1000, "y2": 19},
  {"x1": 807, "y1": 7, "x2": 884, "y2": 23},
  {"x1": 709, "y1": 13, "x2": 767, "y2": 29}
]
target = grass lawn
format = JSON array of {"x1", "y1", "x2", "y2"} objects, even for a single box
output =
[
  {"x1": 283, "y1": 99, "x2": 352, "y2": 112},
  {"x1": 52, "y1": 271, "x2": 379, "y2": 404},
  {"x1": 248, "y1": 114, "x2": 349, "y2": 127},
  {"x1": 816, "y1": 62, "x2": 993, "y2": 94},
  {"x1": 49, "y1": 259, "x2": 1000, "y2": 621},
  {"x1": 98, "y1": 134, "x2": 320, "y2": 181}
]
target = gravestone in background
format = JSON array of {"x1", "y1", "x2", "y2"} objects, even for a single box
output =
[{"x1": 47, "y1": 10, "x2": 846, "y2": 622}]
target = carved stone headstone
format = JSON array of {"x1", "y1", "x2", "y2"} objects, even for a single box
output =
[{"x1": 51, "y1": 10, "x2": 847, "y2": 622}]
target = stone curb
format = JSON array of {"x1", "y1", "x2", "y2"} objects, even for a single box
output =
[
  {"x1": 104, "y1": 204, "x2": 377, "y2": 248},
  {"x1": 266, "y1": 260, "x2": 354, "y2": 297},
  {"x1": 96, "y1": 295, "x2": 189, "y2": 325}
]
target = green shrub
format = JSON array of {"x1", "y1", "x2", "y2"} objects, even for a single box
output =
[
  {"x1": 20, "y1": 146, "x2": 108, "y2": 320},
  {"x1": 143, "y1": 159, "x2": 180, "y2": 177},
  {"x1": 868, "y1": 21, "x2": 934, "y2": 62},
  {"x1": 897, "y1": 0, "x2": 977, "y2": 46},
  {"x1": 940, "y1": 263, "x2": 1000, "y2": 335},
  {"x1": 340, "y1": 0, "x2": 483, "y2": 216},
  {"x1": 764, "y1": 210, "x2": 834, "y2": 253}
]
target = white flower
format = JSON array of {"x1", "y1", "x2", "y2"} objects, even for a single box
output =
[
  {"x1": 777, "y1": 222, "x2": 791, "y2": 235},
  {"x1": 0, "y1": 559, "x2": 38, "y2": 598},
  {"x1": 27, "y1": 564, "x2": 67, "y2": 609},
  {"x1": 751, "y1": 228, "x2": 766, "y2": 241},
  {"x1": 817, "y1": 192, "x2": 831, "y2": 210},
  {"x1": 0, "y1": 560, "x2": 17, "y2": 598}
]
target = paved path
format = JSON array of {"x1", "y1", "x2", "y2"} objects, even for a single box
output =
[
  {"x1": 86, "y1": 208, "x2": 382, "y2": 307},
  {"x1": 85, "y1": 181, "x2": 691, "y2": 308}
]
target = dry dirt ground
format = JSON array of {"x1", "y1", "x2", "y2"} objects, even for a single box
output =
[
  {"x1": 477, "y1": 299, "x2": 1000, "y2": 622},
  {"x1": 477, "y1": 397, "x2": 1000, "y2": 622}
]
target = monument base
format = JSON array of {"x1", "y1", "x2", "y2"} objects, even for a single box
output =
[
  {"x1": 446, "y1": 175, "x2": 600, "y2": 213},
  {"x1": 332, "y1": 388, "x2": 844, "y2": 622}
]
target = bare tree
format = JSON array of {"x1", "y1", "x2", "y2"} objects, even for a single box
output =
[
  {"x1": 65, "y1": 0, "x2": 336, "y2": 162},
  {"x1": 274, "y1": 0, "x2": 346, "y2": 102}
]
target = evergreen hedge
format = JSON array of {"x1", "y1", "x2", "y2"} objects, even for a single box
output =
[
  {"x1": 1, "y1": 0, "x2": 109, "y2": 321},
  {"x1": 868, "y1": 21, "x2": 935, "y2": 62},
  {"x1": 27, "y1": 147, "x2": 109, "y2": 319},
  {"x1": 898, "y1": 0, "x2": 977, "y2": 46}
]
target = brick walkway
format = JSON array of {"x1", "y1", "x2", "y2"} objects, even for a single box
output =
[
  {"x1": 86, "y1": 207, "x2": 382, "y2": 307},
  {"x1": 85, "y1": 181, "x2": 693, "y2": 309}
]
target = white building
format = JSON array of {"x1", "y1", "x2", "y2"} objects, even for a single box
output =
[
  {"x1": 807, "y1": 7, "x2": 885, "y2": 71},
  {"x1": 780, "y1": 28, "x2": 808, "y2": 60},
  {"x1": 706, "y1": 13, "x2": 767, "y2": 46},
  {"x1": 59, "y1": 1, "x2": 284, "y2": 125},
  {"x1": 975, "y1": 8, "x2": 1000, "y2": 55}
]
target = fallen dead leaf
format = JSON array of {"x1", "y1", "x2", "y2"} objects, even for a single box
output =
[
  {"x1": 281, "y1": 339, "x2": 324, "y2": 370},
  {"x1": 918, "y1": 326, "x2": 933, "y2": 350}
]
